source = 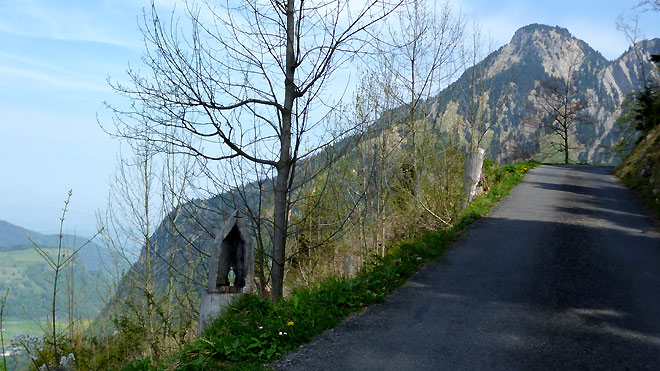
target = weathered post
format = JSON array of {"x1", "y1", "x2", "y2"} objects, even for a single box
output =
[
  {"x1": 198, "y1": 210, "x2": 254, "y2": 333},
  {"x1": 461, "y1": 147, "x2": 485, "y2": 209},
  {"x1": 343, "y1": 254, "x2": 361, "y2": 279}
]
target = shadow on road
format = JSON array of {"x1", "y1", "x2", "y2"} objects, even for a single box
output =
[{"x1": 273, "y1": 165, "x2": 660, "y2": 370}]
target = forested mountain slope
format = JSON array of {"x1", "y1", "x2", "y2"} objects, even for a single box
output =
[
  {"x1": 0, "y1": 220, "x2": 115, "y2": 319},
  {"x1": 0, "y1": 220, "x2": 113, "y2": 271}
]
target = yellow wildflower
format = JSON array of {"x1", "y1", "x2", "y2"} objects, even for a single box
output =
[{"x1": 287, "y1": 321, "x2": 294, "y2": 326}]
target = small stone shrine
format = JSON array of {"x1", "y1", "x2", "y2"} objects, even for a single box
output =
[{"x1": 198, "y1": 210, "x2": 254, "y2": 333}]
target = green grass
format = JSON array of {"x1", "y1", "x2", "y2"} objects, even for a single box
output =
[
  {"x1": 122, "y1": 161, "x2": 539, "y2": 371},
  {"x1": 615, "y1": 124, "x2": 660, "y2": 219},
  {"x1": 1, "y1": 318, "x2": 38, "y2": 344},
  {"x1": 0, "y1": 247, "x2": 110, "y2": 322},
  {"x1": 0, "y1": 248, "x2": 57, "y2": 281}
]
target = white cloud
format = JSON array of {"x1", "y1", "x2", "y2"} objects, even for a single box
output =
[
  {"x1": 0, "y1": 0, "x2": 143, "y2": 50},
  {"x1": 0, "y1": 53, "x2": 111, "y2": 93}
]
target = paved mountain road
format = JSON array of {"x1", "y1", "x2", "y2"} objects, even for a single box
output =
[{"x1": 272, "y1": 165, "x2": 660, "y2": 370}]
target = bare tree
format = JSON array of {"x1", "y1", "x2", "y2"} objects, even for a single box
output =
[
  {"x1": 616, "y1": 12, "x2": 651, "y2": 89},
  {"x1": 636, "y1": 0, "x2": 660, "y2": 11},
  {"x1": 266, "y1": 0, "x2": 466, "y2": 284},
  {"x1": 287, "y1": 0, "x2": 466, "y2": 274},
  {"x1": 456, "y1": 18, "x2": 514, "y2": 152},
  {"x1": 97, "y1": 130, "x2": 204, "y2": 359},
  {"x1": 357, "y1": 0, "x2": 463, "y2": 233},
  {"x1": 388, "y1": 1, "x2": 461, "y2": 126},
  {"x1": 106, "y1": 0, "x2": 401, "y2": 300},
  {"x1": 100, "y1": 138, "x2": 163, "y2": 357},
  {"x1": 529, "y1": 61, "x2": 592, "y2": 164},
  {"x1": 352, "y1": 68, "x2": 400, "y2": 256},
  {"x1": 29, "y1": 192, "x2": 101, "y2": 369}
]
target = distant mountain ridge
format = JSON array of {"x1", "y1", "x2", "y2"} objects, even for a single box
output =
[
  {"x1": 0, "y1": 219, "x2": 111, "y2": 271},
  {"x1": 0, "y1": 220, "x2": 117, "y2": 321},
  {"x1": 0, "y1": 219, "x2": 49, "y2": 249}
]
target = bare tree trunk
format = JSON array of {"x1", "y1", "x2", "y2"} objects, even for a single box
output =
[
  {"x1": 528, "y1": 58, "x2": 590, "y2": 163},
  {"x1": 462, "y1": 147, "x2": 485, "y2": 208},
  {"x1": 564, "y1": 132, "x2": 569, "y2": 164},
  {"x1": 564, "y1": 83, "x2": 570, "y2": 164},
  {"x1": 270, "y1": 0, "x2": 297, "y2": 301},
  {"x1": 271, "y1": 166, "x2": 291, "y2": 300},
  {"x1": 0, "y1": 289, "x2": 8, "y2": 371},
  {"x1": 107, "y1": 0, "x2": 402, "y2": 302}
]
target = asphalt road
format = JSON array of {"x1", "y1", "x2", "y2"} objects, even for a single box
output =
[{"x1": 272, "y1": 165, "x2": 660, "y2": 370}]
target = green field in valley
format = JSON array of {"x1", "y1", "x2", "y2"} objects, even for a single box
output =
[
  {"x1": 1, "y1": 318, "x2": 50, "y2": 346},
  {"x1": 0, "y1": 248, "x2": 110, "y2": 321}
]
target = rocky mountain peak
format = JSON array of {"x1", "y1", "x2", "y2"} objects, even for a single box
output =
[
  {"x1": 439, "y1": 23, "x2": 659, "y2": 164},
  {"x1": 498, "y1": 24, "x2": 607, "y2": 80},
  {"x1": 509, "y1": 24, "x2": 572, "y2": 48}
]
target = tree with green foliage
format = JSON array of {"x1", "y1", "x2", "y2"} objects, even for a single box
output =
[
  {"x1": 609, "y1": 1, "x2": 660, "y2": 160},
  {"x1": 615, "y1": 81, "x2": 659, "y2": 152},
  {"x1": 629, "y1": 82, "x2": 660, "y2": 133}
]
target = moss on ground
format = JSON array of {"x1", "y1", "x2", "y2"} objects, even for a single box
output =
[{"x1": 615, "y1": 124, "x2": 660, "y2": 219}]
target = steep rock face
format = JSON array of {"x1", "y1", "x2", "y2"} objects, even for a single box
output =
[
  {"x1": 592, "y1": 39, "x2": 660, "y2": 161},
  {"x1": 434, "y1": 23, "x2": 660, "y2": 164}
]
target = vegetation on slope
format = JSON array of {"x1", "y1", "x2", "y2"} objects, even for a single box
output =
[
  {"x1": 614, "y1": 68, "x2": 660, "y2": 218},
  {"x1": 84, "y1": 21, "x2": 660, "y2": 371},
  {"x1": 615, "y1": 119, "x2": 660, "y2": 219},
  {"x1": 107, "y1": 161, "x2": 536, "y2": 371},
  {"x1": 0, "y1": 248, "x2": 109, "y2": 320}
]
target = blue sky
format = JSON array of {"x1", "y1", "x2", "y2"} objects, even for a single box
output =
[{"x1": 0, "y1": 0, "x2": 658, "y2": 236}]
